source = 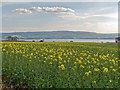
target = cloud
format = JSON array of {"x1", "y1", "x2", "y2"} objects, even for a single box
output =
[
  {"x1": 13, "y1": 6, "x2": 117, "y2": 21},
  {"x1": 14, "y1": 8, "x2": 32, "y2": 14},
  {"x1": 14, "y1": 7, "x2": 75, "y2": 15}
]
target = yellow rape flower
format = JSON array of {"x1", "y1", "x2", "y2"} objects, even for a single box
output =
[
  {"x1": 64, "y1": 60, "x2": 66, "y2": 63},
  {"x1": 85, "y1": 71, "x2": 91, "y2": 76},
  {"x1": 93, "y1": 81, "x2": 96, "y2": 84},
  {"x1": 111, "y1": 59, "x2": 115, "y2": 64},
  {"x1": 85, "y1": 72, "x2": 89, "y2": 76},
  {"x1": 31, "y1": 53, "x2": 33, "y2": 56},
  {"x1": 78, "y1": 60, "x2": 82, "y2": 64},
  {"x1": 49, "y1": 62, "x2": 52, "y2": 65},
  {"x1": 112, "y1": 69, "x2": 116, "y2": 72},
  {"x1": 103, "y1": 68, "x2": 108, "y2": 72},
  {"x1": 80, "y1": 65, "x2": 84, "y2": 68},
  {"x1": 29, "y1": 60, "x2": 32, "y2": 62},
  {"x1": 2, "y1": 49, "x2": 6, "y2": 51},
  {"x1": 109, "y1": 80, "x2": 112, "y2": 83},
  {"x1": 74, "y1": 62, "x2": 77, "y2": 64},
  {"x1": 58, "y1": 64, "x2": 65, "y2": 70},
  {"x1": 94, "y1": 68, "x2": 100, "y2": 72}
]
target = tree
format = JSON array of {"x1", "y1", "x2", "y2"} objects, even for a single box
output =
[{"x1": 6, "y1": 36, "x2": 18, "y2": 41}]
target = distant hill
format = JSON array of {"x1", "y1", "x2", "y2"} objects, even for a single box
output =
[{"x1": 1, "y1": 31, "x2": 118, "y2": 39}]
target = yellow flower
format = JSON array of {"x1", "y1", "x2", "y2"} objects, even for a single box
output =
[
  {"x1": 29, "y1": 60, "x2": 32, "y2": 62},
  {"x1": 58, "y1": 64, "x2": 65, "y2": 70},
  {"x1": 112, "y1": 69, "x2": 116, "y2": 72},
  {"x1": 111, "y1": 59, "x2": 115, "y2": 64},
  {"x1": 93, "y1": 81, "x2": 96, "y2": 84},
  {"x1": 49, "y1": 62, "x2": 52, "y2": 65},
  {"x1": 78, "y1": 60, "x2": 82, "y2": 64},
  {"x1": 85, "y1": 72, "x2": 89, "y2": 76},
  {"x1": 74, "y1": 62, "x2": 77, "y2": 64},
  {"x1": 94, "y1": 68, "x2": 100, "y2": 72},
  {"x1": 64, "y1": 60, "x2": 66, "y2": 63},
  {"x1": 31, "y1": 53, "x2": 33, "y2": 56},
  {"x1": 103, "y1": 68, "x2": 108, "y2": 72},
  {"x1": 93, "y1": 61, "x2": 96, "y2": 64},
  {"x1": 85, "y1": 71, "x2": 91, "y2": 76},
  {"x1": 2, "y1": 49, "x2": 6, "y2": 51},
  {"x1": 109, "y1": 80, "x2": 112, "y2": 83},
  {"x1": 80, "y1": 65, "x2": 84, "y2": 68},
  {"x1": 87, "y1": 60, "x2": 90, "y2": 63},
  {"x1": 70, "y1": 52, "x2": 72, "y2": 55},
  {"x1": 58, "y1": 56, "x2": 62, "y2": 61}
]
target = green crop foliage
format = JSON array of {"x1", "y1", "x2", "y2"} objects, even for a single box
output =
[{"x1": 1, "y1": 42, "x2": 119, "y2": 88}]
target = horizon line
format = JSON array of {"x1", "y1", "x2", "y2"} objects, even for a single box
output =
[{"x1": 1, "y1": 30, "x2": 119, "y2": 34}]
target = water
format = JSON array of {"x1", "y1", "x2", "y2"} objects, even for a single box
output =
[{"x1": 19, "y1": 38, "x2": 115, "y2": 43}]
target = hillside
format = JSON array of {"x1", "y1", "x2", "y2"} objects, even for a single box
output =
[{"x1": 1, "y1": 31, "x2": 118, "y2": 39}]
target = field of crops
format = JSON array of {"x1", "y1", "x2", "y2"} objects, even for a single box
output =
[{"x1": 1, "y1": 42, "x2": 119, "y2": 88}]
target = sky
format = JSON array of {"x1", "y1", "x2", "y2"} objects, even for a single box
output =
[
  {"x1": 1, "y1": 2, "x2": 118, "y2": 33},
  {"x1": 1, "y1": 0, "x2": 120, "y2": 2}
]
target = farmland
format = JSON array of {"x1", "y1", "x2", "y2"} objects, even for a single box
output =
[{"x1": 1, "y1": 42, "x2": 119, "y2": 88}]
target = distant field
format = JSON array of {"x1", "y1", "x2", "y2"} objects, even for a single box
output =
[{"x1": 1, "y1": 42, "x2": 119, "y2": 88}]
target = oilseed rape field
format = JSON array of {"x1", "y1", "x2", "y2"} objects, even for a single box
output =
[{"x1": 1, "y1": 42, "x2": 119, "y2": 88}]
